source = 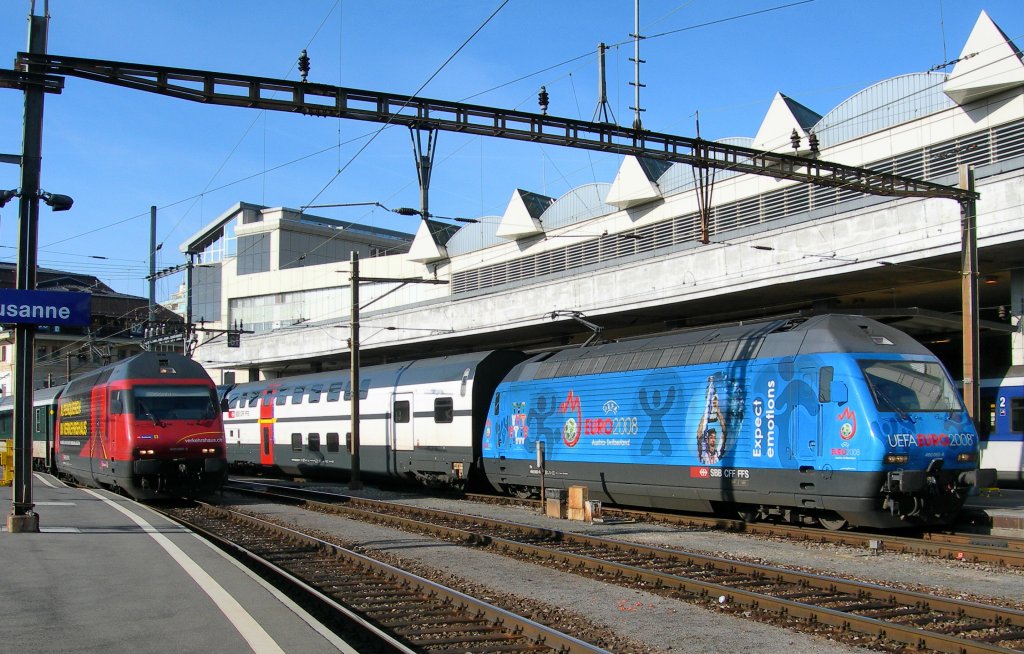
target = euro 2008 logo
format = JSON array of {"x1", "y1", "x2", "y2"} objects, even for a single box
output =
[
  {"x1": 559, "y1": 390, "x2": 582, "y2": 447},
  {"x1": 562, "y1": 417, "x2": 579, "y2": 447}
]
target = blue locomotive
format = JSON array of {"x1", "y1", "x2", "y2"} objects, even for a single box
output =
[
  {"x1": 485, "y1": 315, "x2": 994, "y2": 529},
  {"x1": 223, "y1": 314, "x2": 994, "y2": 529}
]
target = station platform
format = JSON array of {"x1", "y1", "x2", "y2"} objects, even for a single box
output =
[
  {"x1": 962, "y1": 487, "x2": 1024, "y2": 537},
  {"x1": 0, "y1": 473, "x2": 352, "y2": 654}
]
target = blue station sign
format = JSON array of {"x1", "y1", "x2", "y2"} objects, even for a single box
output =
[{"x1": 0, "y1": 289, "x2": 92, "y2": 327}]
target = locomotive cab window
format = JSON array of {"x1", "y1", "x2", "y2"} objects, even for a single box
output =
[
  {"x1": 109, "y1": 389, "x2": 127, "y2": 414},
  {"x1": 859, "y1": 360, "x2": 960, "y2": 414},
  {"x1": 133, "y1": 386, "x2": 217, "y2": 421},
  {"x1": 434, "y1": 397, "x2": 454, "y2": 423},
  {"x1": 394, "y1": 400, "x2": 410, "y2": 424}
]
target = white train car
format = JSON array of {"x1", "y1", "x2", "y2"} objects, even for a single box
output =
[
  {"x1": 0, "y1": 386, "x2": 62, "y2": 471},
  {"x1": 979, "y1": 365, "x2": 1024, "y2": 486},
  {"x1": 222, "y1": 350, "x2": 525, "y2": 486}
]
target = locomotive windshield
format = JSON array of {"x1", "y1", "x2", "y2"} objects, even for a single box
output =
[
  {"x1": 130, "y1": 386, "x2": 218, "y2": 421},
  {"x1": 859, "y1": 360, "x2": 963, "y2": 414}
]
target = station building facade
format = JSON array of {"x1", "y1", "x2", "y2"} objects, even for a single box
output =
[{"x1": 181, "y1": 11, "x2": 1024, "y2": 384}]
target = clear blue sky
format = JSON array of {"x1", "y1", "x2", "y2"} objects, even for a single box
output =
[{"x1": 1, "y1": 0, "x2": 1021, "y2": 300}]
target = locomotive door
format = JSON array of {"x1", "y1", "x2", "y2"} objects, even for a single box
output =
[
  {"x1": 91, "y1": 387, "x2": 109, "y2": 483},
  {"x1": 391, "y1": 393, "x2": 414, "y2": 451},
  {"x1": 794, "y1": 367, "x2": 820, "y2": 462},
  {"x1": 259, "y1": 391, "x2": 275, "y2": 465}
]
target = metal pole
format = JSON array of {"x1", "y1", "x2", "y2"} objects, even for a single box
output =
[
  {"x1": 960, "y1": 165, "x2": 980, "y2": 425},
  {"x1": 537, "y1": 441, "x2": 545, "y2": 515},
  {"x1": 630, "y1": 0, "x2": 643, "y2": 131},
  {"x1": 8, "y1": 9, "x2": 48, "y2": 534},
  {"x1": 148, "y1": 206, "x2": 156, "y2": 323},
  {"x1": 185, "y1": 251, "x2": 194, "y2": 355},
  {"x1": 348, "y1": 251, "x2": 362, "y2": 490}
]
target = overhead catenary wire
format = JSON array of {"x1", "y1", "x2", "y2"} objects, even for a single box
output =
[{"x1": 21, "y1": 5, "x2": 1021, "y2": 301}]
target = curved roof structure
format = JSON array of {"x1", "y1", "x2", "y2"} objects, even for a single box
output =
[
  {"x1": 813, "y1": 73, "x2": 956, "y2": 149},
  {"x1": 540, "y1": 183, "x2": 616, "y2": 230}
]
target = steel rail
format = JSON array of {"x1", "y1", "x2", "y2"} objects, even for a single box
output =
[
  {"x1": 155, "y1": 503, "x2": 418, "y2": 654},
  {"x1": 227, "y1": 481, "x2": 1024, "y2": 654},
  {"x1": 161, "y1": 501, "x2": 609, "y2": 654},
  {"x1": 466, "y1": 491, "x2": 1024, "y2": 568}
]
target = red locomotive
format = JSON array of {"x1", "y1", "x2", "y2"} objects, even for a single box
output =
[{"x1": 51, "y1": 351, "x2": 227, "y2": 499}]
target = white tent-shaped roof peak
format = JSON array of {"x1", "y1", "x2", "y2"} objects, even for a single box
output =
[
  {"x1": 944, "y1": 11, "x2": 1024, "y2": 105},
  {"x1": 495, "y1": 189, "x2": 553, "y2": 240},
  {"x1": 604, "y1": 156, "x2": 670, "y2": 209},
  {"x1": 408, "y1": 219, "x2": 448, "y2": 263},
  {"x1": 753, "y1": 92, "x2": 822, "y2": 155}
]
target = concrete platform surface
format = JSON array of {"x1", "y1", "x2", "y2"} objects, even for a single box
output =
[
  {"x1": 964, "y1": 487, "x2": 1024, "y2": 537},
  {"x1": 0, "y1": 473, "x2": 352, "y2": 654}
]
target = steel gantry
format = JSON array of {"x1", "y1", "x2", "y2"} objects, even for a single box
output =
[
  {"x1": 15, "y1": 52, "x2": 976, "y2": 202},
  {"x1": 9, "y1": 51, "x2": 986, "y2": 418}
]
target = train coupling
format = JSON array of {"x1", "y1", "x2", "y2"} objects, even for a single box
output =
[
  {"x1": 959, "y1": 467, "x2": 996, "y2": 490},
  {"x1": 884, "y1": 469, "x2": 926, "y2": 493}
]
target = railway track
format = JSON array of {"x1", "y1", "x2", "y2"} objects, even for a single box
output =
[
  {"x1": 225, "y1": 480, "x2": 1024, "y2": 654},
  {"x1": 157, "y1": 502, "x2": 610, "y2": 654},
  {"x1": 464, "y1": 492, "x2": 1024, "y2": 568}
]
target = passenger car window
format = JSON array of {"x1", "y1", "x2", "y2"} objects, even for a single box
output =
[
  {"x1": 394, "y1": 400, "x2": 410, "y2": 424},
  {"x1": 308, "y1": 384, "x2": 323, "y2": 403},
  {"x1": 434, "y1": 397, "x2": 454, "y2": 423},
  {"x1": 326, "y1": 383, "x2": 342, "y2": 402},
  {"x1": 1011, "y1": 398, "x2": 1024, "y2": 432},
  {"x1": 291, "y1": 433, "x2": 302, "y2": 451}
]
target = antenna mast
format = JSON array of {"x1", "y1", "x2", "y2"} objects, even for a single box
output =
[
  {"x1": 629, "y1": 0, "x2": 645, "y2": 130},
  {"x1": 592, "y1": 43, "x2": 616, "y2": 124}
]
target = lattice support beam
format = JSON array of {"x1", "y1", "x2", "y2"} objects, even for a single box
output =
[{"x1": 16, "y1": 52, "x2": 976, "y2": 202}]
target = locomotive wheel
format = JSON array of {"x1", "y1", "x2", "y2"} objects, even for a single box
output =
[
  {"x1": 510, "y1": 486, "x2": 535, "y2": 500},
  {"x1": 818, "y1": 512, "x2": 848, "y2": 531},
  {"x1": 737, "y1": 507, "x2": 758, "y2": 524}
]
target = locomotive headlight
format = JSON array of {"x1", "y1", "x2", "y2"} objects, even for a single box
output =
[
  {"x1": 957, "y1": 453, "x2": 976, "y2": 463},
  {"x1": 883, "y1": 454, "x2": 909, "y2": 465},
  {"x1": 133, "y1": 448, "x2": 156, "y2": 457}
]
